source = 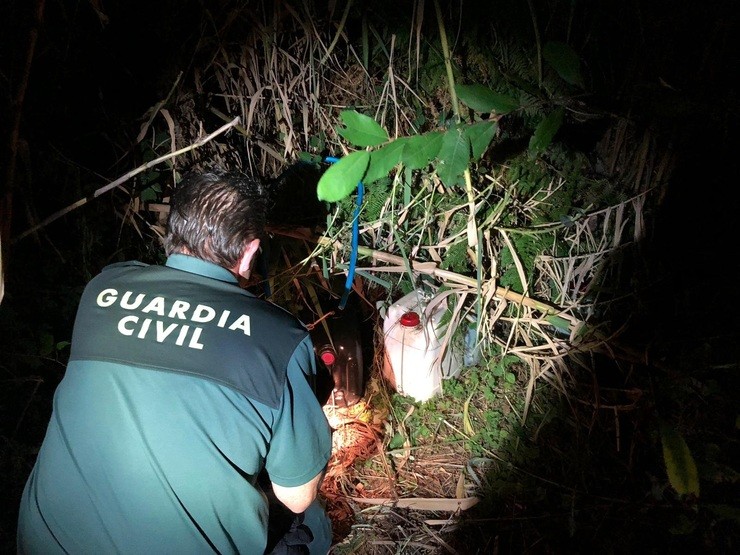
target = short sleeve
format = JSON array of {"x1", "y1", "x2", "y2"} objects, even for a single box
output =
[{"x1": 266, "y1": 336, "x2": 332, "y2": 487}]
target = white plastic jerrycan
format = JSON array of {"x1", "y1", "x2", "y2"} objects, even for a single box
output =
[{"x1": 382, "y1": 289, "x2": 462, "y2": 402}]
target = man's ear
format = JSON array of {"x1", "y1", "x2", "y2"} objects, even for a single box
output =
[{"x1": 237, "y1": 238, "x2": 261, "y2": 278}]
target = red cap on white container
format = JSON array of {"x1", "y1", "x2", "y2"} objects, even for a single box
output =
[{"x1": 399, "y1": 311, "x2": 420, "y2": 327}]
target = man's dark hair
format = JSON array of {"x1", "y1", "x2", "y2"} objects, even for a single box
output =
[{"x1": 164, "y1": 170, "x2": 267, "y2": 268}]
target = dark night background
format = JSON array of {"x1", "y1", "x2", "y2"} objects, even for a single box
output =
[{"x1": 1, "y1": 0, "x2": 739, "y2": 552}]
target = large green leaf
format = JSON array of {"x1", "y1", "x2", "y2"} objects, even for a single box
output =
[
  {"x1": 456, "y1": 84, "x2": 519, "y2": 114},
  {"x1": 316, "y1": 150, "x2": 370, "y2": 202},
  {"x1": 528, "y1": 107, "x2": 565, "y2": 157},
  {"x1": 543, "y1": 41, "x2": 584, "y2": 88},
  {"x1": 660, "y1": 422, "x2": 700, "y2": 496},
  {"x1": 402, "y1": 132, "x2": 443, "y2": 170},
  {"x1": 436, "y1": 126, "x2": 470, "y2": 187},
  {"x1": 336, "y1": 110, "x2": 389, "y2": 147},
  {"x1": 463, "y1": 120, "x2": 497, "y2": 160},
  {"x1": 364, "y1": 138, "x2": 409, "y2": 184}
]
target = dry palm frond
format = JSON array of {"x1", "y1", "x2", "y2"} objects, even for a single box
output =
[{"x1": 534, "y1": 189, "x2": 651, "y2": 322}]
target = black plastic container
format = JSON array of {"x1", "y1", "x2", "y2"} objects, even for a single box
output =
[
  {"x1": 266, "y1": 161, "x2": 327, "y2": 229},
  {"x1": 310, "y1": 303, "x2": 364, "y2": 408}
]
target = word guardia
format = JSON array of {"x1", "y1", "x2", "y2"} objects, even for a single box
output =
[{"x1": 97, "y1": 288, "x2": 251, "y2": 350}]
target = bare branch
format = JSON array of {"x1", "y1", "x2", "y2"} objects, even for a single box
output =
[{"x1": 12, "y1": 117, "x2": 241, "y2": 243}]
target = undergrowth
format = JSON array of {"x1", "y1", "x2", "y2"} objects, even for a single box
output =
[{"x1": 3, "y1": 1, "x2": 738, "y2": 552}]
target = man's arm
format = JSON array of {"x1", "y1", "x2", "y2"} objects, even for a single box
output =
[
  {"x1": 271, "y1": 468, "x2": 325, "y2": 514},
  {"x1": 266, "y1": 335, "x2": 332, "y2": 514}
]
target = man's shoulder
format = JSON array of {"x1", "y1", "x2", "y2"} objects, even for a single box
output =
[
  {"x1": 83, "y1": 261, "x2": 151, "y2": 288},
  {"x1": 254, "y1": 297, "x2": 307, "y2": 330},
  {"x1": 101, "y1": 260, "x2": 150, "y2": 271}
]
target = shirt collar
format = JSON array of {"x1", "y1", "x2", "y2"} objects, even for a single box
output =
[{"x1": 165, "y1": 253, "x2": 238, "y2": 284}]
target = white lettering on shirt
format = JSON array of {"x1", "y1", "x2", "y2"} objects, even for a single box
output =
[
  {"x1": 189, "y1": 327, "x2": 204, "y2": 350},
  {"x1": 100, "y1": 288, "x2": 252, "y2": 350},
  {"x1": 137, "y1": 318, "x2": 152, "y2": 339},
  {"x1": 156, "y1": 321, "x2": 178, "y2": 342},
  {"x1": 97, "y1": 288, "x2": 118, "y2": 307},
  {"x1": 228, "y1": 314, "x2": 251, "y2": 336},
  {"x1": 192, "y1": 304, "x2": 216, "y2": 323},
  {"x1": 118, "y1": 315, "x2": 138, "y2": 335},
  {"x1": 121, "y1": 291, "x2": 145, "y2": 310},
  {"x1": 175, "y1": 325, "x2": 190, "y2": 346},
  {"x1": 168, "y1": 300, "x2": 190, "y2": 320},
  {"x1": 217, "y1": 310, "x2": 230, "y2": 328},
  {"x1": 141, "y1": 297, "x2": 166, "y2": 316}
]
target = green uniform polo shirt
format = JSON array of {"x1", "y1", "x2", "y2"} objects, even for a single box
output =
[{"x1": 17, "y1": 254, "x2": 332, "y2": 554}]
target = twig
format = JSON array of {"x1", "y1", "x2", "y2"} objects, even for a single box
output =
[
  {"x1": 2, "y1": 0, "x2": 46, "y2": 286},
  {"x1": 433, "y1": 0, "x2": 459, "y2": 119},
  {"x1": 350, "y1": 496, "x2": 479, "y2": 512},
  {"x1": 369, "y1": 540, "x2": 438, "y2": 551},
  {"x1": 269, "y1": 225, "x2": 582, "y2": 332},
  {"x1": 351, "y1": 242, "x2": 580, "y2": 327},
  {"x1": 12, "y1": 376, "x2": 43, "y2": 439},
  {"x1": 12, "y1": 117, "x2": 241, "y2": 243},
  {"x1": 320, "y1": 0, "x2": 353, "y2": 65},
  {"x1": 525, "y1": 0, "x2": 543, "y2": 87}
]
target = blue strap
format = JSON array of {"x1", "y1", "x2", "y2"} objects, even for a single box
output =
[{"x1": 324, "y1": 156, "x2": 363, "y2": 310}]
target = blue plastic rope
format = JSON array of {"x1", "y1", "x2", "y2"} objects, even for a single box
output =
[{"x1": 324, "y1": 156, "x2": 363, "y2": 310}]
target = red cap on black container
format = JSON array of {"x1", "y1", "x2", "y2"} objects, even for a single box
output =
[{"x1": 320, "y1": 349, "x2": 336, "y2": 366}]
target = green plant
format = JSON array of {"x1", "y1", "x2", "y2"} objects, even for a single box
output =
[{"x1": 660, "y1": 421, "x2": 700, "y2": 497}]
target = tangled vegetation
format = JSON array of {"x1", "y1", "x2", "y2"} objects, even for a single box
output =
[{"x1": 2, "y1": 0, "x2": 738, "y2": 552}]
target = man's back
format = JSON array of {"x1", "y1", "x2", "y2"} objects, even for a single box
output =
[{"x1": 18, "y1": 255, "x2": 332, "y2": 553}]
